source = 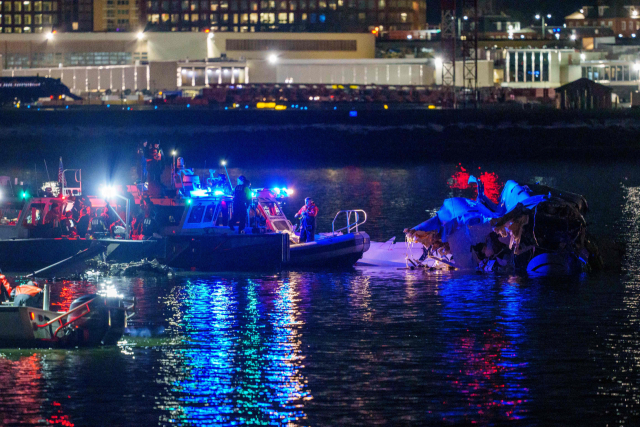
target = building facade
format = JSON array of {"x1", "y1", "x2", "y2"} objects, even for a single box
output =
[
  {"x1": 142, "y1": 0, "x2": 426, "y2": 33},
  {"x1": 0, "y1": 0, "x2": 61, "y2": 33},
  {"x1": 0, "y1": 31, "x2": 374, "y2": 69},
  {"x1": 93, "y1": 0, "x2": 142, "y2": 32},
  {"x1": 565, "y1": 4, "x2": 640, "y2": 38},
  {"x1": 61, "y1": 0, "x2": 93, "y2": 31}
]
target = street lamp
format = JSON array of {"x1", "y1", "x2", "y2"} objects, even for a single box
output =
[
  {"x1": 535, "y1": 14, "x2": 551, "y2": 39},
  {"x1": 100, "y1": 185, "x2": 131, "y2": 239}
]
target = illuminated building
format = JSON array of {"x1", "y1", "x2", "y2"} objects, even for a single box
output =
[
  {"x1": 141, "y1": 0, "x2": 426, "y2": 33},
  {"x1": 0, "y1": 0, "x2": 61, "y2": 33},
  {"x1": 93, "y1": 0, "x2": 142, "y2": 32}
]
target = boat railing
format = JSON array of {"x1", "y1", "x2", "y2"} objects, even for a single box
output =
[
  {"x1": 61, "y1": 169, "x2": 82, "y2": 197},
  {"x1": 332, "y1": 210, "x2": 367, "y2": 235}
]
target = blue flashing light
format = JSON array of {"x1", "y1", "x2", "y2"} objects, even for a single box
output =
[
  {"x1": 187, "y1": 104, "x2": 191, "y2": 108},
  {"x1": 334, "y1": 106, "x2": 337, "y2": 110},
  {"x1": 107, "y1": 104, "x2": 110, "y2": 108},
  {"x1": 154, "y1": 106, "x2": 158, "y2": 109},
  {"x1": 245, "y1": 105, "x2": 248, "y2": 109},
  {"x1": 225, "y1": 106, "x2": 228, "y2": 110},
  {"x1": 66, "y1": 105, "x2": 69, "y2": 109},
  {"x1": 27, "y1": 105, "x2": 31, "y2": 109},
  {"x1": 127, "y1": 107, "x2": 131, "y2": 110},
  {"x1": 214, "y1": 190, "x2": 224, "y2": 196},
  {"x1": 37, "y1": 108, "x2": 40, "y2": 111},
  {"x1": 186, "y1": 199, "x2": 192, "y2": 204},
  {"x1": 273, "y1": 188, "x2": 281, "y2": 195},
  {"x1": 349, "y1": 110, "x2": 357, "y2": 117}
]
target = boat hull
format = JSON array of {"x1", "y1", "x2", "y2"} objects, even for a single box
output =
[
  {"x1": 0, "y1": 306, "x2": 64, "y2": 347},
  {"x1": 164, "y1": 233, "x2": 290, "y2": 271},
  {"x1": 287, "y1": 232, "x2": 370, "y2": 268}
]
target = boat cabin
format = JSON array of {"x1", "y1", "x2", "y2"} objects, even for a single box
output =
[
  {"x1": 0, "y1": 195, "x2": 112, "y2": 240},
  {"x1": 175, "y1": 188, "x2": 293, "y2": 236}
]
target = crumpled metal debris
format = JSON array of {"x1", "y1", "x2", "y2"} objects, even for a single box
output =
[{"x1": 86, "y1": 258, "x2": 174, "y2": 277}]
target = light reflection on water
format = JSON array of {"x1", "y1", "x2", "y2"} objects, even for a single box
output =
[{"x1": 0, "y1": 162, "x2": 639, "y2": 425}]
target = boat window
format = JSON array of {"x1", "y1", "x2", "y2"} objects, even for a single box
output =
[
  {"x1": 187, "y1": 204, "x2": 206, "y2": 223},
  {"x1": 261, "y1": 202, "x2": 282, "y2": 217},
  {"x1": 24, "y1": 203, "x2": 45, "y2": 226},
  {"x1": 0, "y1": 200, "x2": 24, "y2": 226},
  {"x1": 203, "y1": 203, "x2": 217, "y2": 223}
]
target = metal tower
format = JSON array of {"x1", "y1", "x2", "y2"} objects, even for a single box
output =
[
  {"x1": 461, "y1": 0, "x2": 478, "y2": 107},
  {"x1": 440, "y1": 0, "x2": 456, "y2": 108}
]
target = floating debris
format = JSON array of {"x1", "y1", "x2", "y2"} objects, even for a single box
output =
[
  {"x1": 404, "y1": 177, "x2": 607, "y2": 276},
  {"x1": 86, "y1": 258, "x2": 174, "y2": 277}
]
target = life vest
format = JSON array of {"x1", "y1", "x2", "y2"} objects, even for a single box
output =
[
  {"x1": 0, "y1": 274, "x2": 12, "y2": 296},
  {"x1": 91, "y1": 216, "x2": 106, "y2": 232},
  {"x1": 11, "y1": 285, "x2": 42, "y2": 298},
  {"x1": 142, "y1": 217, "x2": 158, "y2": 236}
]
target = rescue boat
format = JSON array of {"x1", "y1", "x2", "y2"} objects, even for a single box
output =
[
  {"x1": 0, "y1": 280, "x2": 135, "y2": 347},
  {"x1": 169, "y1": 187, "x2": 370, "y2": 269}
]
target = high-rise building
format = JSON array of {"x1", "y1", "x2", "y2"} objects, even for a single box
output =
[
  {"x1": 141, "y1": 0, "x2": 426, "y2": 33},
  {"x1": 94, "y1": 0, "x2": 142, "y2": 31},
  {"x1": 0, "y1": 0, "x2": 61, "y2": 33},
  {"x1": 61, "y1": 0, "x2": 93, "y2": 31}
]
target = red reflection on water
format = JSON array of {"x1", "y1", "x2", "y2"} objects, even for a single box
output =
[
  {"x1": 444, "y1": 328, "x2": 528, "y2": 423},
  {"x1": 0, "y1": 355, "x2": 74, "y2": 426},
  {"x1": 448, "y1": 165, "x2": 503, "y2": 203}
]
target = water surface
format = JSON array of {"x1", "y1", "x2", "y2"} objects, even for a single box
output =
[{"x1": 1, "y1": 161, "x2": 639, "y2": 426}]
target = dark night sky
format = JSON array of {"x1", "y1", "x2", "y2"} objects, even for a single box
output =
[{"x1": 427, "y1": 0, "x2": 590, "y2": 25}]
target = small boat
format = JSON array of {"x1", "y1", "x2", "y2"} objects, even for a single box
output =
[
  {"x1": 0, "y1": 282, "x2": 135, "y2": 347},
  {"x1": 173, "y1": 188, "x2": 370, "y2": 269},
  {"x1": 251, "y1": 190, "x2": 370, "y2": 267}
]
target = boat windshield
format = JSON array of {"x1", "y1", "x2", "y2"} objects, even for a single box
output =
[
  {"x1": 24, "y1": 203, "x2": 45, "y2": 226},
  {"x1": 187, "y1": 204, "x2": 206, "y2": 223},
  {"x1": 0, "y1": 200, "x2": 24, "y2": 226},
  {"x1": 261, "y1": 202, "x2": 283, "y2": 217}
]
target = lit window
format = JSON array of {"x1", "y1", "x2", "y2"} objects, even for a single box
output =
[{"x1": 23, "y1": 1, "x2": 31, "y2": 12}]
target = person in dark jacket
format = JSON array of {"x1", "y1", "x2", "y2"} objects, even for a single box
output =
[
  {"x1": 90, "y1": 208, "x2": 109, "y2": 236},
  {"x1": 141, "y1": 210, "x2": 160, "y2": 239},
  {"x1": 76, "y1": 207, "x2": 92, "y2": 238},
  {"x1": 228, "y1": 175, "x2": 252, "y2": 233}
]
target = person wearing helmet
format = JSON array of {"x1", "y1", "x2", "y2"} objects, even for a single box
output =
[
  {"x1": 295, "y1": 197, "x2": 318, "y2": 243},
  {"x1": 229, "y1": 175, "x2": 251, "y2": 233}
]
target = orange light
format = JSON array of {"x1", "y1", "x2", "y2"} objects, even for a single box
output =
[
  {"x1": 29, "y1": 312, "x2": 35, "y2": 321},
  {"x1": 205, "y1": 28, "x2": 210, "y2": 32},
  {"x1": 52, "y1": 30, "x2": 57, "y2": 34}
]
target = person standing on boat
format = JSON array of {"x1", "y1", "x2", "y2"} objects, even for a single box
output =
[
  {"x1": 295, "y1": 198, "x2": 318, "y2": 243},
  {"x1": 89, "y1": 207, "x2": 109, "y2": 237},
  {"x1": 76, "y1": 207, "x2": 91, "y2": 238},
  {"x1": 141, "y1": 209, "x2": 160, "y2": 239},
  {"x1": 229, "y1": 175, "x2": 251, "y2": 234},
  {"x1": 44, "y1": 203, "x2": 62, "y2": 237}
]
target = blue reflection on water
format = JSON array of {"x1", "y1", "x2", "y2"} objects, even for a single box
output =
[
  {"x1": 159, "y1": 277, "x2": 308, "y2": 426},
  {"x1": 432, "y1": 275, "x2": 530, "y2": 423},
  {"x1": 175, "y1": 279, "x2": 236, "y2": 425}
]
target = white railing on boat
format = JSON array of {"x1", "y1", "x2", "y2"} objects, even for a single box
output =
[{"x1": 332, "y1": 210, "x2": 367, "y2": 235}]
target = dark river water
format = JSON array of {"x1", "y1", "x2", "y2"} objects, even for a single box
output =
[{"x1": 2, "y1": 160, "x2": 640, "y2": 426}]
